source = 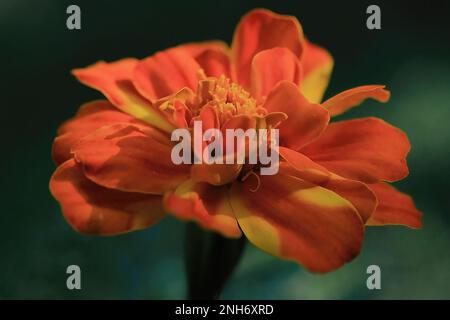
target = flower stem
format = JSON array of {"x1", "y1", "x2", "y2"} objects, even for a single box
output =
[{"x1": 184, "y1": 223, "x2": 246, "y2": 300}]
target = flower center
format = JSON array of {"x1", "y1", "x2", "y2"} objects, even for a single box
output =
[{"x1": 193, "y1": 74, "x2": 266, "y2": 126}]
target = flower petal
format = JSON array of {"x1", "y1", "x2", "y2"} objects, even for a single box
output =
[
  {"x1": 49, "y1": 159, "x2": 165, "y2": 235},
  {"x1": 279, "y1": 147, "x2": 377, "y2": 223},
  {"x1": 300, "y1": 40, "x2": 334, "y2": 103},
  {"x1": 163, "y1": 180, "x2": 241, "y2": 238},
  {"x1": 72, "y1": 123, "x2": 190, "y2": 195},
  {"x1": 190, "y1": 114, "x2": 255, "y2": 186},
  {"x1": 367, "y1": 182, "x2": 422, "y2": 228},
  {"x1": 133, "y1": 47, "x2": 202, "y2": 101},
  {"x1": 231, "y1": 9, "x2": 304, "y2": 89},
  {"x1": 251, "y1": 47, "x2": 302, "y2": 100},
  {"x1": 72, "y1": 59, "x2": 174, "y2": 133},
  {"x1": 301, "y1": 117, "x2": 410, "y2": 183},
  {"x1": 323, "y1": 85, "x2": 391, "y2": 117},
  {"x1": 52, "y1": 100, "x2": 136, "y2": 165},
  {"x1": 263, "y1": 81, "x2": 330, "y2": 150},
  {"x1": 181, "y1": 41, "x2": 231, "y2": 78},
  {"x1": 230, "y1": 167, "x2": 364, "y2": 273}
]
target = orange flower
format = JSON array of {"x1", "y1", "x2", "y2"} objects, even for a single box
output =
[{"x1": 50, "y1": 9, "x2": 422, "y2": 273}]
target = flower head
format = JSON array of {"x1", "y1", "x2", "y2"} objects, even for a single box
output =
[{"x1": 50, "y1": 9, "x2": 421, "y2": 272}]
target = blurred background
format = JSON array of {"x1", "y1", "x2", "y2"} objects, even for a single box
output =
[{"x1": 1, "y1": 0, "x2": 450, "y2": 299}]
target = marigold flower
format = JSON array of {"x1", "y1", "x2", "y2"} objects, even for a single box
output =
[{"x1": 50, "y1": 8, "x2": 422, "y2": 272}]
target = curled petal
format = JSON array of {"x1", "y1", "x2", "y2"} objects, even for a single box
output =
[
  {"x1": 50, "y1": 159, "x2": 165, "y2": 235},
  {"x1": 72, "y1": 123, "x2": 190, "y2": 195},
  {"x1": 280, "y1": 147, "x2": 377, "y2": 223},
  {"x1": 323, "y1": 85, "x2": 391, "y2": 117},
  {"x1": 367, "y1": 182, "x2": 422, "y2": 228},
  {"x1": 72, "y1": 59, "x2": 174, "y2": 133},
  {"x1": 164, "y1": 180, "x2": 241, "y2": 238},
  {"x1": 231, "y1": 8, "x2": 304, "y2": 89},
  {"x1": 251, "y1": 47, "x2": 302, "y2": 101},
  {"x1": 154, "y1": 87, "x2": 196, "y2": 128},
  {"x1": 300, "y1": 40, "x2": 334, "y2": 103},
  {"x1": 263, "y1": 81, "x2": 330, "y2": 150},
  {"x1": 230, "y1": 168, "x2": 364, "y2": 273},
  {"x1": 52, "y1": 100, "x2": 137, "y2": 165},
  {"x1": 133, "y1": 47, "x2": 202, "y2": 101},
  {"x1": 301, "y1": 117, "x2": 410, "y2": 183}
]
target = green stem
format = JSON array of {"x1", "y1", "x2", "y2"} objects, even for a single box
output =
[{"x1": 184, "y1": 223, "x2": 246, "y2": 300}]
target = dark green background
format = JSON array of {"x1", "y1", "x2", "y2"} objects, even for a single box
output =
[{"x1": 1, "y1": 0, "x2": 450, "y2": 299}]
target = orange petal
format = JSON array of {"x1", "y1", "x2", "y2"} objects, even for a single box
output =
[
  {"x1": 190, "y1": 163, "x2": 243, "y2": 186},
  {"x1": 190, "y1": 114, "x2": 256, "y2": 186},
  {"x1": 300, "y1": 39, "x2": 334, "y2": 103},
  {"x1": 181, "y1": 41, "x2": 231, "y2": 78},
  {"x1": 279, "y1": 148, "x2": 377, "y2": 223},
  {"x1": 50, "y1": 159, "x2": 165, "y2": 235},
  {"x1": 52, "y1": 100, "x2": 137, "y2": 165},
  {"x1": 367, "y1": 182, "x2": 422, "y2": 228},
  {"x1": 72, "y1": 123, "x2": 190, "y2": 195},
  {"x1": 323, "y1": 85, "x2": 391, "y2": 117},
  {"x1": 163, "y1": 180, "x2": 241, "y2": 238},
  {"x1": 251, "y1": 47, "x2": 302, "y2": 101},
  {"x1": 72, "y1": 59, "x2": 174, "y2": 133},
  {"x1": 154, "y1": 87, "x2": 196, "y2": 128},
  {"x1": 263, "y1": 81, "x2": 330, "y2": 150},
  {"x1": 133, "y1": 47, "x2": 201, "y2": 101},
  {"x1": 230, "y1": 167, "x2": 364, "y2": 273},
  {"x1": 301, "y1": 117, "x2": 410, "y2": 183},
  {"x1": 231, "y1": 9, "x2": 304, "y2": 89}
]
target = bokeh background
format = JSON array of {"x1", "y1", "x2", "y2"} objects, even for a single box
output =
[{"x1": 1, "y1": 0, "x2": 450, "y2": 299}]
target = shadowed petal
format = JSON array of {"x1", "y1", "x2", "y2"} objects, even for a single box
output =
[
  {"x1": 181, "y1": 41, "x2": 231, "y2": 78},
  {"x1": 50, "y1": 159, "x2": 165, "y2": 235},
  {"x1": 164, "y1": 180, "x2": 241, "y2": 238}
]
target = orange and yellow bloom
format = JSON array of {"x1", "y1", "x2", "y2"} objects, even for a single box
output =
[{"x1": 50, "y1": 9, "x2": 422, "y2": 273}]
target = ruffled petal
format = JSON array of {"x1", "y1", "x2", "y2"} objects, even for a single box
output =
[
  {"x1": 163, "y1": 180, "x2": 241, "y2": 238},
  {"x1": 72, "y1": 59, "x2": 174, "y2": 133},
  {"x1": 367, "y1": 182, "x2": 422, "y2": 228},
  {"x1": 72, "y1": 123, "x2": 190, "y2": 195},
  {"x1": 301, "y1": 117, "x2": 410, "y2": 183},
  {"x1": 251, "y1": 47, "x2": 302, "y2": 100},
  {"x1": 52, "y1": 100, "x2": 136, "y2": 165},
  {"x1": 323, "y1": 85, "x2": 390, "y2": 117},
  {"x1": 50, "y1": 159, "x2": 165, "y2": 235},
  {"x1": 231, "y1": 9, "x2": 304, "y2": 89},
  {"x1": 300, "y1": 39, "x2": 334, "y2": 103},
  {"x1": 230, "y1": 167, "x2": 364, "y2": 273},
  {"x1": 263, "y1": 81, "x2": 330, "y2": 150}
]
